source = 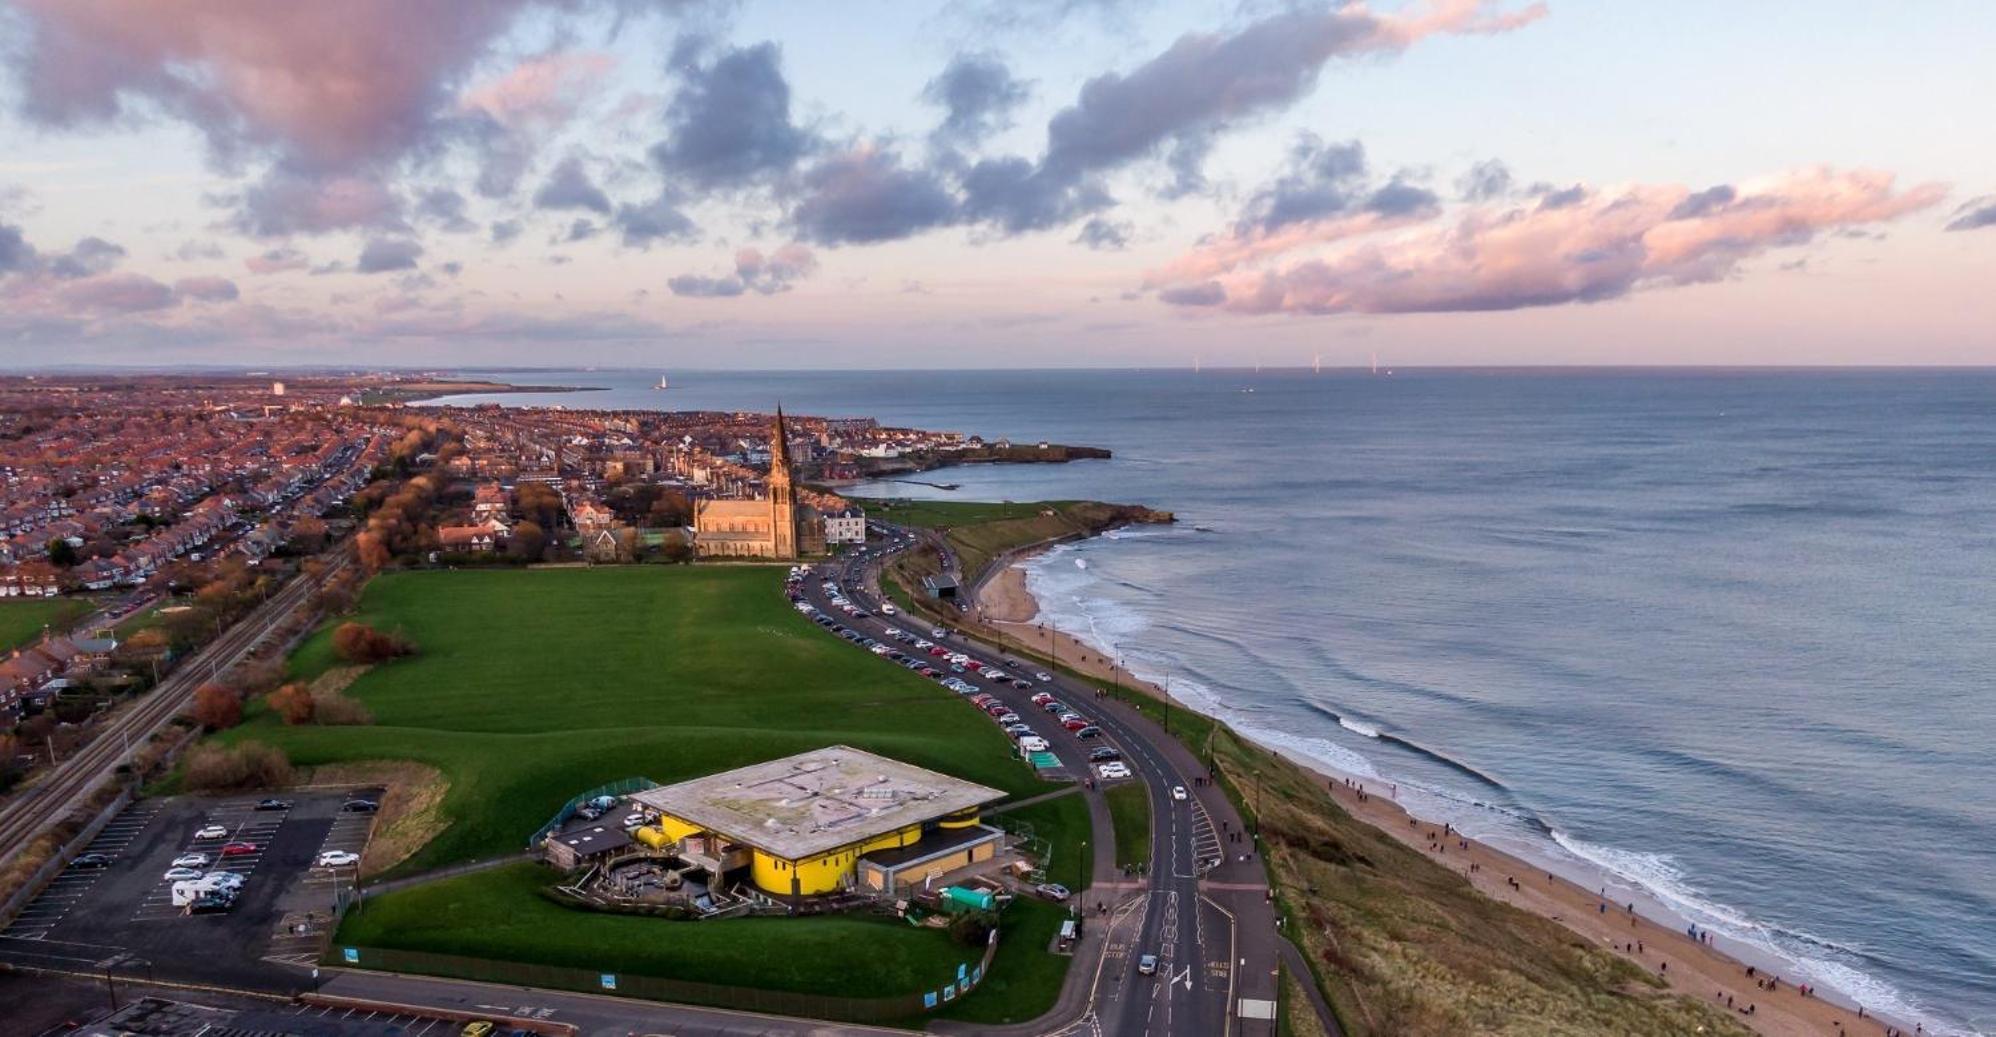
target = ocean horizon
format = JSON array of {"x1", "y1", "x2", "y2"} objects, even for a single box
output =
[{"x1": 429, "y1": 366, "x2": 1996, "y2": 1036}]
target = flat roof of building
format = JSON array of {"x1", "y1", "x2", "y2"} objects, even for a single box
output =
[{"x1": 630, "y1": 745, "x2": 1004, "y2": 860}]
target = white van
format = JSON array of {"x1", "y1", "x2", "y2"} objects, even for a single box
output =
[
  {"x1": 171, "y1": 876, "x2": 231, "y2": 907},
  {"x1": 881, "y1": 603, "x2": 897, "y2": 615},
  {"x1": 1018, "y1": 736, "x2": 1050, "y2": 754}
]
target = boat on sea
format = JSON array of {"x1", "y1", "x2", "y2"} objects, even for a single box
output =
[{"x1": 654, "y1": 375, "x2": 670, "y2": 390}]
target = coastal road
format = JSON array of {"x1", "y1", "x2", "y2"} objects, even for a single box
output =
[
  {"x1": 812, "y1": 527, "x2": 1303, "y2": 1036},
  {"x1": 0, "y1": 555, "x2": 347, "y2": 874}
]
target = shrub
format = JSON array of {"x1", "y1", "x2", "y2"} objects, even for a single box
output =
[
  {"x1": 190, "y1": 683, "x2": 242, "y2": 730},
  {"x1": 331, "y1": 622, "x2": 416, "y2": 664},
  {"x1": 183, "y1": 741, "x2": 292, "y2": 790},
  {"x1": 311, "y1": 690, "x2": 374, "y2": 726},
  {"x1": 265, "y1": 682, "x2": 316, "y2": 725}
]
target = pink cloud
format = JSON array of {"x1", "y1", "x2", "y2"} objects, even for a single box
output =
[
  {"x1": 460, "y1": 51, "x2": 616, "y2": 131},
  {"x1": 172, "y1": 275, "x2": 239, "y2": 302},
  {"x1": 56, "y1": 272, "x2": 176, "y2": 313},
  {"x1": 1154, "y1": 167, "x2": 1947, "y2": 315}
]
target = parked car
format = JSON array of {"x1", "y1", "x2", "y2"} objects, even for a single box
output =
[
  {"x1": 204, "y1": 870, "x2": 247, "y2": 889},
  {"x1": 316, "y1": 850, "x2": 361, "y2": 868},
  {"x1": 163, "y1": 867, "x2": 203, "y2": 882},
  {"x1": 1075, "y1": 725, "x2": 1103, "y2": 739},
  {"x1": 1030, "y1": 693, "x2": 1055, "y2": 706},
  {"x1": 1090, "y1": 747, "x2": 1122, "y2": 761},
  {"x1": 171, "y1": 853, "x2": 210, "y2": 868},
  {"x1": 220, "y1": 841, "x2": 258, "y2": 857},
  {"x1": 930, "y1": 629, "x2": 947, "y2": 638},
  {"x1": 254, "y1": 798, "x2": 292, "y2": 811},
  {"x1": 1012, "y1": 679, "x2": 1035, "y2": 689},
  {"x1": 1097, "y1": 762, "x2": 1132, "y2": 779},
  {"x1": 1036, "y1": 883, "x2": 1071, "y2": 901},
  {"x1": 1035, "y1": 672, "x2": 1054, "y2": 682},
  {"x1": 342, "y1": 799, "x2": 379, "y2": 813},
  {"x1": 187, "y1": 894, "x2": 234, "y2": 915},
  {"x1": 71, "y1": 852, "x2": 114, "y2": 869},
  {"x1": 1062, "y1": 718, "x2": 1090, "y2": 731},
  {"x1": 1042, "y1": 701, "x2": 1066, "y2": 713},
  {"x1": 194, "y1": 824, "x2": 228, "y2": 840}
]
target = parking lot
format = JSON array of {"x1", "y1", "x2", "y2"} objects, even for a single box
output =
[{"x1": 0, "y1": 788, "x2": 379, "y2": 991}]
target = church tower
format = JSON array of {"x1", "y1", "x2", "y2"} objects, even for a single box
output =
[{"x1": 768, "y1": 406, "x2": 798, "y2": 559}]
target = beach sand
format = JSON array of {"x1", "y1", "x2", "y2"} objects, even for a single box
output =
[{"x1": 971, "y1": 553, "x2": 1913, "y2": 1037}]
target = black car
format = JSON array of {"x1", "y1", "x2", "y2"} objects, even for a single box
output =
[
  {"x1": 341, "y1": 799, "x2": 379, "y2": 813},
  {"x1": 1075, "y1": 726, "x2": 1103, "y2": 739},
  {"x1": 1089, "y1": 747, "x2": 1122, "y2": 762},
  {"x1": 188, "y1": 894, "x2": 233, "y2": 914},
  {"x1": 255, "y1": 798, "x2": 292, "y2": 811},
  {"x1": 71, "y1": 852, "x2": 114, "y2": 868}
]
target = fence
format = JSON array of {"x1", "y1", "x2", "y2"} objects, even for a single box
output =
[
  {"x1": 330, "y1": 925, "x2": 1001, "y2": 1024},
  {"x1": 526, "y1": 776, "x2": 660, "y2": 849}
]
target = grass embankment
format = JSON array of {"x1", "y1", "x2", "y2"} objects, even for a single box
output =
[
  {"x1": 938, "y1": 790, "x2": 1090, "y2": 1024},
  {"x1": 859, "y1": 497, "x2": 1166, "y2": 586},
  {"x1": 337, "y1": 861, "x2": 978, "y2": 1000},
  {"x1": 1205, "y1": 728, "x2": 1752, "y2": 1037},
  {"x1": 244, "y1": 567, "x2": 1044, "y2": 874},
  {"x1": 0, "y1": 597, "x2": 92, "y2": 651},
  {"x1": 228, "y1": 566, "x2": 1067, "y2": 1014},
  {"x1": 1104, "y1": 782, "x2": 1151, "y2": 870}
]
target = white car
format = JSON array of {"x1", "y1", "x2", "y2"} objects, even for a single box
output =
[
  {"x1": 205, "y1": 871, "x2": 247, "y2": 889},
  {"x1": 1035, "y1": 672, "x2": 1054, "y2": 682},
  {"x1": 316, "y1": 850, "x2": 361, "y2": 868},
  {"x1": 193, "y1": 824, "x2": 228, "y2": 840},
  {"x1": 172, "y1": 852, "x2": 210, "y2": 868},
  {"x1": 1171, "y1": 785, "x2": 1189, "y2": 801},
  {"x1": 163, "y1": 866, "x2": 203, "y2": 881},
  {"x1": 1097, "y1": 763, "x2": 1132, "y2": 779}
]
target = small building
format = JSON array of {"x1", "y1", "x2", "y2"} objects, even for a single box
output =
[
  {"x1": 625, "y1": 745, "x2": 1005, "y2": 898},
  {"x1": 823, "y1": 508, "x2": 866, "y2": 545},
  {"x1": 546, "y1": 822, "x2": 634, "y2": 871},
  {"x1": 923, "y1": 574, "x2": 959, "y2": 601}
]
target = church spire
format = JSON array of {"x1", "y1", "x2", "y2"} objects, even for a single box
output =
[{"x1": 770, "y1": 404, "x2": 789, "y2": 469}]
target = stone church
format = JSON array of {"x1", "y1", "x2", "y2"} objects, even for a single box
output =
[{"x1": 693, "y1": 407, "x2": 825, "y2": 559}]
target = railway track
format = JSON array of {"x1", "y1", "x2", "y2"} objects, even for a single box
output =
[{"x1": 0, "y1": 556, "x2": 347, "y2": 860}]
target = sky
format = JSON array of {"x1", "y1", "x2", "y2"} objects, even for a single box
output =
[{"x1": 0, "y1": 0, "x2": 1991, "y2": 370}]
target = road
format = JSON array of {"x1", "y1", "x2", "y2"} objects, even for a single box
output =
[
  {"x1": 0, "y1": 556, "x2": 347, "y2": 868},
  {"x1": 807, "y1": 527, "x2": 1307, "y2": 1036}
]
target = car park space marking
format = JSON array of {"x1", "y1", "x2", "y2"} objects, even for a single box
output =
[
  {"x1": 132, "y1": 807, "x2": 288, "y2": 921},
  {"x1": 1, "y1": 801, "x2": 166, "y2": 939}
]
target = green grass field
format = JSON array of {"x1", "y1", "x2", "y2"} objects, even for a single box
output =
[
  {"x1": 0, "y1": 597, "x2": 91, "y2": 652},
  {"x1": 1104, "y1": 782, "x2": 1151, "y2": 870},
  {"x1": 853, "y1": 498, "x2": 1077, "y2": 530},
  {"x1": 241, "y1": 566, "x2": 1045, "y2": 873},
  {"x1": 336, "y1": 861, "x2": 979, "y2": 999}
]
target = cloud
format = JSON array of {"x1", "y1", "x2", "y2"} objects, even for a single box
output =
[
  {"x1": 173, "y1": 240, "x2": 226, "y2": 262},
  {"x1": 172, "y1": 275, "x2": 239, "y2": 302},
  {"x1": 230, "y1": 168, "x2": 404, "y2": 237},
  {"x1": 1154, "y1": 166, "x2": 1946, "y2": 316},
  {"x1": 490, "y1": 219, "x2": 524, "y2": 245},
  {"x1": 459, "y1": 50, "x2": 616, "y2": 131},
  {"x1": 245, "y1": 246, "x2": 309, "y2": 274},
  {"x1": 1944, "y1": 195, "x2": 1996, "y2": 232},
  {"x1": 532, "y1": 155, "x2": 612, "y2": 213},
  {"x1": 0, "y1": 224, "x2": 35, "y2": 273},
  {"x1": 563, "y1": 218, "x2": 599, "y2": 242},
  {"x1": 416, "y1": 188, "x2": 476, "y2": 232},
  {"x1": 1074, "y1": 217, "x2": 1130, "y2": 250},
  {"x1": 356, "y1": 237, "x2": 424, "y2": 274},
  {"x1": 1237, "y1": 134, "x2": 1370, "y2": 233},
  {"x1": 650, "y1": 41, "x2": 814, "y2": 189},
  {"x1": 46, "y1": 236, "x2": 127, "y2": 279},
  {"x1": 612, "y1": 192, "x2": 698, "y2": 247},
  {"x1": 924, "y1": 53, "x2": 1031, "y2": 145},
  {"x1": 669, "y1": 243, "x2": 817, "y2": 297},
  {"x1": 789, "y1": 145, "x2": 959, "y2": 245},
  {"x1": 56, "y1": 272, "x2": 176, "y2": 312},
  {"x1": 1457, "y1": 159, "x2": 1513, "y2": 201}
]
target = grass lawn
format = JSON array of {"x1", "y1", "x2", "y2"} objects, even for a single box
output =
[
  {"x1": 992, "y1": 792, "x2": 1091, "y2": 893},
  {"x1": 0, "y1": 597, "x2": 91, "y2": 652},
  {"x1": 239, "y1": 566, "x2": 1047, "y2": 874},
  {"x1": 853, "y1": 498, "x2": 1076, "y2": 531},
  {"x1": 1104, "y1": 782, "x2": 1151, "y2": 870},
  {"x1": 336, "y1": 861, "x2": 982, "y2": 999}
]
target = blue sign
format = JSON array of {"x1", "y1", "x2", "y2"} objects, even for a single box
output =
[
  {"x1": 944, "y1": 983, "x2": 957, "y2": 1001},
  {"x1": 957, "y1": 962, "x2": 968, "y2": 983},
  {"x1": 923, "y1": 992, "x2": 938, "y2": 1009},
  {"x1": 341, "y1": 947, "x2": 359, "y2": 964},
  {"x1": 972, "y1": 964, "x2": 984, "y2": 985},
  {"x1": 600, "y1": 973, "x2": 617, "y2": 990}
]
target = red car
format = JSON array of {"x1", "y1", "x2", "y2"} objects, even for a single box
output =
[
  {"x1": 1030, "y1": 692, "x2": 1054, "y2": 705},
  {"x1": 964, "y1": 660, "x2": 983, "y2": 671},
  {"x1": 928, "y1": 646, "x2": 949, "y2": 657},
  {"x1": 1062, "y1": 717, "x2": 1091, "y2": 731},
  {"x1": 220, "y1": 841, "x2": 258, "y2": 857}
]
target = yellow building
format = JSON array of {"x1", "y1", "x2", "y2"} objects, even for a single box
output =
[
  {"x1": 627, "y1": 746, "x2": 1005, "y2": 897},
  {"x1": 693, "y1": 407, "x2": 825, "y2": 559}
]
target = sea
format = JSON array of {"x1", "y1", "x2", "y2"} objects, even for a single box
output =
[{"x1": 428, "y1": 367, "x2": 1996, "y2": 1035}]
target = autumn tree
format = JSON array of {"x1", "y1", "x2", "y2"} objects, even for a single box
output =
[
  {"x1": 508, "y1": 520, "x2": 545, "y2": 561},
  {"x1": 355, "y1": 530, "x2": 390, "y2": 573},
  {"x1": 331, "y1": 621, "x2": 415, "y2": 664},
  {"x1": 191, "y1": 683, "x2": 243, "y2": 730},
  {"x1": 265, "y1": 683, "x2": 316, "y2": 725}
]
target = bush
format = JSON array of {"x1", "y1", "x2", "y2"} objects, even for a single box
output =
[
  {"x1": 331, "y1": 622, "x2": 416, "y2": 664},
  {"x1": 183, "y1": 741, "x2": 292, "y2": 791},
  {"x1": 265, "y1": 682, "x2": 316, "y2": 725},
  {"x1": 311, "y1": 690, "x2": 374, "y2": 726},
  {"x1": 191, "y1": 683, "x2": 242, "y2": 730}
]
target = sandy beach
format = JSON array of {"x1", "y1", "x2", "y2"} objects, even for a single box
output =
[{"x1": 972, "y1": 552, "x2": 1917, "y2": 1037}]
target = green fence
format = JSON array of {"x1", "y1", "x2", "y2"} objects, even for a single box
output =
[
  {"x1": 330, "y1": 927, "x2": 1001, "y2": 1024},
  {"x1": 527, "y1": 776, "x2": 660, "y2": 849}
]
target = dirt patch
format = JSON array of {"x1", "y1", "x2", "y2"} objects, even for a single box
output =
[
  {"x1": 308, "y1": 664, "x2": 371, "y2": 697},
  {"x1": 301, "y1": 760, "x2": 449, "y2": 880}
]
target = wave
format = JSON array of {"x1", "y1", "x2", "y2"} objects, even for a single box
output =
[{"x1": 1338, "y1": 716, "x2": 1380, "y2": 738}]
